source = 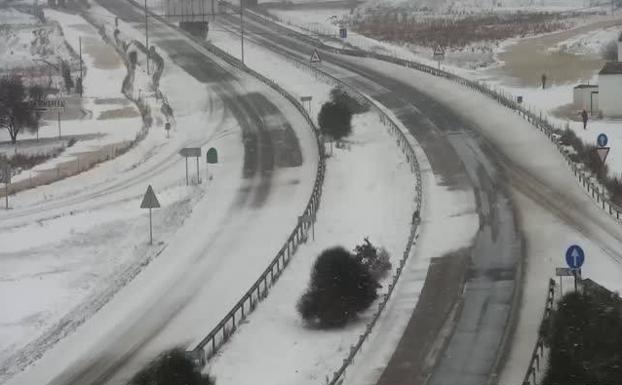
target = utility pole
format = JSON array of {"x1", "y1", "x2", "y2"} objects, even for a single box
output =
[
  {"x1": 240, "y1": 0, "x2": 245, "y2": 65},
  {"x1": 145, "y1": 0, "x2": 150, "y2": 75},
  {"x1": 79, "y1": 36, "x2": 83, "y2": 97}
]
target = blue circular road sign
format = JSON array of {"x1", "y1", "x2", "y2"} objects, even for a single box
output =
[
  {"x1": 598, "y1": 133, "x2": 609, "y2": 148},
  {"x1": 565, "y1": 245, "x2": 585, "y2": 269}
]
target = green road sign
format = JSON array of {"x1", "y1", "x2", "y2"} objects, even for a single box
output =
[{"x1": 207, "y1": 147, "x2": 218, "y2": 164}]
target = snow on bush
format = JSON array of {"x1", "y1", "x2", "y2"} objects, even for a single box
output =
[
  {"x1": 297, "y1": 247, "x2": 380, "y2": 328},
  {"x1": 129, "y1": 349, "x2": 215, "y2": 385}
]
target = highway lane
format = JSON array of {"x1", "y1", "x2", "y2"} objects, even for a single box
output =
[
  {"x1": 215, "y1": 12, "x2": 522, "y2": 385},
  {"x1": 221, "y1": 10, "x2": 622, "y2": 385},
  {"x1": 1, "y1": 2, "x2": 317, "y2": 384}
]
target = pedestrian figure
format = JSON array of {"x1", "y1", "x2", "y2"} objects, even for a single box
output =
[
  {"x1": 541, "y1": 73, "x2": 547, "y2": 90},
  {"x1": 581, "y1": 109, "x2": 589, "y2": 130}
]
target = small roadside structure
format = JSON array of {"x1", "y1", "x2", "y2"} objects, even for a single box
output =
[
  {"x1": 599, "y1": 62, "x2": 622, "y2": 118},
  {"x1": 573, "y1": 84, "x2": 599, "y2": 114}
]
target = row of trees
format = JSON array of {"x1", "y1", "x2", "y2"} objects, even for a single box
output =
[{"x1": 0, "y1": 76, "x2": 44, "y2": 144}]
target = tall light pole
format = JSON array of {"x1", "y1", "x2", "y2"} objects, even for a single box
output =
[
  {"x1": 145, "y1": 0, "x2": 150, "y2": 75},
  {"x1": 240, "y1": 0, "x2": 245, "y2": 65}
]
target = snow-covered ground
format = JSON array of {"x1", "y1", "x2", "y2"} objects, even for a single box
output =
[
  {"x1": 199, "y1": 13, "x2": 483, "y2": 385},
  {"x1": 1, "y1": 1, "x2": 323, "y2": 384}
]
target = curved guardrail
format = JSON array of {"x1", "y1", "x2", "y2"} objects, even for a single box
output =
[
  {"x1": 210, "y1": 8, "x2": 426, "y2": 383},
  {"x1": 123, "y1": 0, "x2": 327, "y2": 367},
  {"x1": 523, "y1": 279, "x2": 556, "y2": 385},
  {"x1": 239, "y1": 4, "x2": 622, "y2": 223}
]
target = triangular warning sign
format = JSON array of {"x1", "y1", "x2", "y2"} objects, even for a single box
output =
[
  {"x1": 310, "y1": 49, "x2": 322, "y2": 64},
  {"x1": 434, "y1": 45, "x2": 445, "y2": 57},
  {"x1": 141, "y1": 185, "x2": 161, "y2": 209},
  {"x1": 596, "y1": 147, "x2": 610, "y2": 165}
]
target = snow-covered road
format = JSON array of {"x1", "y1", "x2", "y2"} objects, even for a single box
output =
[
  {"x1": 1, "y1": 1, "x2": 319, "y2": 385},
  {"x1": 209, "y1": 6, "x2": 622, "y2": 385}
]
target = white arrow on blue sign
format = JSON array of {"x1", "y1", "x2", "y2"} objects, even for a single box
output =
[
  {"x1": 565, "y1": 245, "x2": 585, "y2": 269},
  {"x1": 597, "y1": 133, "x2": 608, "y2": 148}
]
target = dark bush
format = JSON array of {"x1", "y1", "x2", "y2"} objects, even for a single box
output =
[
  {"x1": 543, "y1": 291, "x2": 622, "y2": 385},
  {"x1": 318, "y1": 101, "x2": 352, "y2": 141},
  {"x1": 601, "y1": 40, "x2": 618, "y2": 61},
  {"x1": 330, "y1": 87, "x2": 369, "y2": 114},
  {"x1": 353, "y1": 238, "x2": 391, "y2": 280},
  {"x1": 129, "y1": 349, "x2": 214, "y2": 385},
  {"x1": 297, "y1": 247, "x2": 380, "y2": 328}
]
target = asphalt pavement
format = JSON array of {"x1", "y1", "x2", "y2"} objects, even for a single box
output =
[{"x1": 222, "y1": 12, "x2": 523, "y2": 385}]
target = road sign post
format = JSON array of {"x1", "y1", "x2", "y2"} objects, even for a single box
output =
[
  {"x1": 310, "y1": 49, "x2": 322, "y2": 65},
  {"x1": 140, "y1": 185, "x2": 160, "y2": 244},
  {"x1": 179, "y1": 147, "x2": 202, "y2": 185},
  {"x1": 565, "y1": 245, "x2": 585, "y2": 292},
  {"x1": 1, "y1": 165, "x2": 11, "y2": 210},
  {"x1": 596, "y1": 133, "x2": 610, "y2": 165},
  {"x1": 433, "y1": 45, "x2": 445, "y2": 69}
]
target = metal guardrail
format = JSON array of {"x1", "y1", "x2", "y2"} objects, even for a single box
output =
[
  {"x1": 239, "y1": 5, "x2": 622, "y2": 224},
  {"x1": 123, "y1": 0, "x2": 327, "y2": 367},
  {"x1": 212, "y1": 8, "x2": 426, "y2": 383},
  {"x1": 522, "y1": 279, "x2": 556, "y2": 385}
]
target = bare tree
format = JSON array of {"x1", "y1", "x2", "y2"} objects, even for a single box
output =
[{"x1": 0, "y1": 76, "x2": 41, "y2": 144}]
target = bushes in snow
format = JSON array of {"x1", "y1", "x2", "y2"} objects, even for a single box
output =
[
  {"x1": 318, "y1": 87, "x2": 368, "y2": 142},
  {"x1": 318, "y1": 99, "x2": 353, "y2": 141},
  {"x1": 558, "y1": 128, "x2": 622, "y2": 205},
  {"x1": 297, "y1": 247, "x2": 379, "y2": 328},
  {"x1": 542, "y1": 290, "x2": 622, "y2": 385},
  {"x1": 297, "y1": 240, "x2": 390, "y2": 328},
  {"x1": 128, "y1": 349, "x2": 215, "y2": 385},
  {"x1": 601, "y1": 40, "x2": 618, "y2": 61},
  {"x1": 353, "y1": 237, "x2": 392, "y2": 281}
]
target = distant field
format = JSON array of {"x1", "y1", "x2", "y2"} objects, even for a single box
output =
[{"x1": 351, "y1": 10, "x2": 580, "y2": 49}]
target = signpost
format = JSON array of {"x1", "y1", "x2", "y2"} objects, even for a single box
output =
[
  {"x1": 179, "y1": 147, "x2": 202, "y2": 185},
  {"x1": 565, "y1": 245, "x2": 585, "y2": 292},
  {"x1": 433, "y1": 45, "x2": 445, "y2": 69},
  {"x1": 140, "y1": 185, "x2": 160, "y2": 244},
  {"x1": 339, "y1": 27, "x2": 347, "y2": 39},
  {"x1": 596, "y1": 133, "x2": 610, "y2": 165},
  {"x1": 165, "y1": 122, "x2": 171, "y2": 138},
  {"x1": 206, "y1": 147, "x2": 218, "y2": 164},
  {"x1": 310, "y1": 49, "x2": 322, "y2": 64},
  {"x1": 298, "y1": 213, "x2": 316, "y2": 241},
  {"x1": 1, "y1": 164, "x2": 10, "y2": 210}
]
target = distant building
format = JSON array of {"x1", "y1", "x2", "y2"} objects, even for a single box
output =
[
  {"x1": 573, "y1": 84, "x2": 599, "y2": 114},
  {"x1": 597, "y1": 32, "x2": 622, "y2": 118},
  {"x1": 599, "y1": 62, "x2": 622, "y2": 118}
]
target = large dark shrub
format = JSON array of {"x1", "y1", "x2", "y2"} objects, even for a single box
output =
[
  {"x1": 318, "y1": 101, "x2": 353, "y2": 141},
  {"x1": 297, "y1": 247, "x2": 380, "y2": 328},
  {"x1": 543, "y1": 291, "x2": 622, "y2": 385},
  {"x1": 601, "y1": 40, "x2": 618, "y2": 61},
  {"x1": 353, "y1": 238, "x2": 391, "y2": 281},
  {"x1": 129, "y1": 349, "x2": 214, "y2": 385}
]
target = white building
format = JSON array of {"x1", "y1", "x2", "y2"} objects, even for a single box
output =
[
  {"x1": 598, "y1": 32, "x2": 622, "y2": 118},
  {"x1": 573, "y1": 84, "x2": 599, "y2": 113}
]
